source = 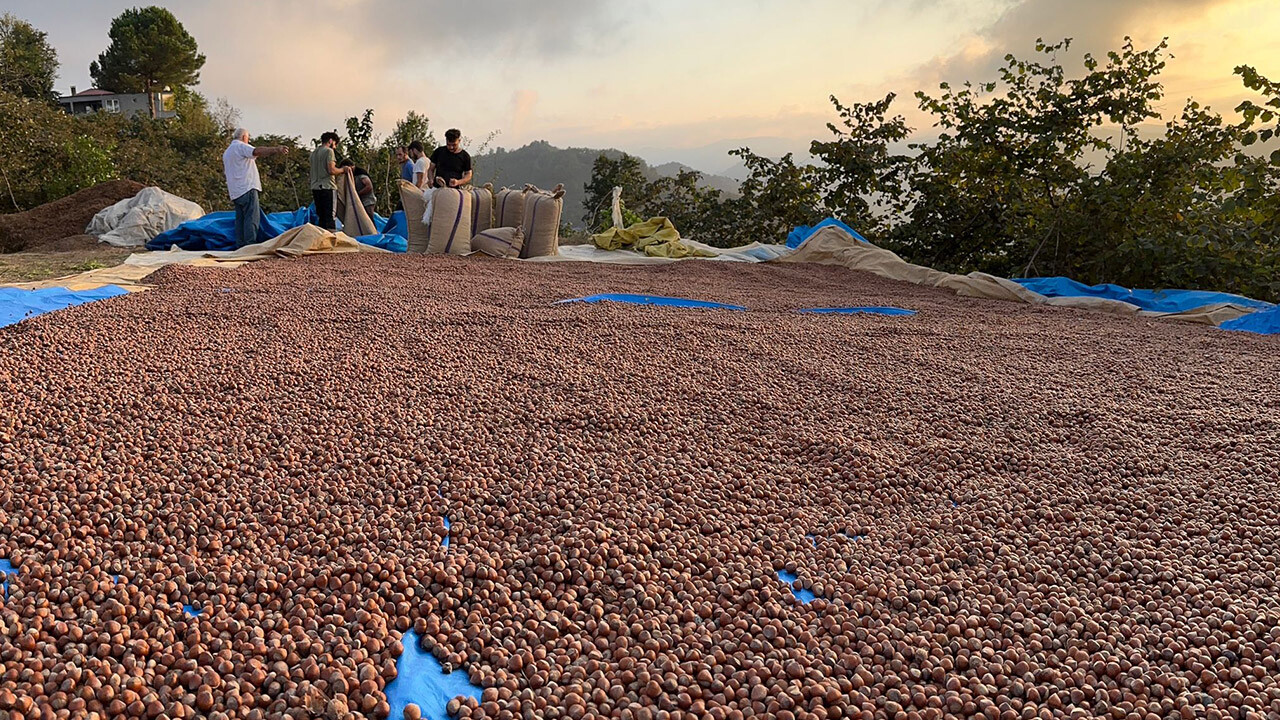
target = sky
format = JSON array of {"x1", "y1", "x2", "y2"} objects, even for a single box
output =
[{"x1": 7, "y1": 0, "x2": 1280, "y2": 175}]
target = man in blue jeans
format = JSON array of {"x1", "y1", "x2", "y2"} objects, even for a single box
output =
[{"x1": 222, "y1": 128, "x2": 289, "y2": 248}]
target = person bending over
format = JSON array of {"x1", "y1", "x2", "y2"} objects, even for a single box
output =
[
  {"x1": 339, "y1": 159, "x2": 377, "y2": 218},
  {"x1": 427, "y1": 129, "x2": 472, "y2": 189},
  {"x1": 310, "y1": 132, "x2": 351, "y2": 231}
]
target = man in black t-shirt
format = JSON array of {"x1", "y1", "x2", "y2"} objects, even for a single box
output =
[{"x1": 427, "y1": 128, "x2": 473, "y2": 188}]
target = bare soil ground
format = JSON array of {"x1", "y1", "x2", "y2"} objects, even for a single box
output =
[{"x1": 0, "y1": 236, "x2": 133, "y2": 283}]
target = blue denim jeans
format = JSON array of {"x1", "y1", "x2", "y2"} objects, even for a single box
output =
[{"x1": 233, "y1": 189, "x2": 260, "y2": 248}]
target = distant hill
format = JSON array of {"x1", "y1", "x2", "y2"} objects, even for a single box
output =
[{"x1": 472, "y1": 141, "x2": 741, "y2": 227}]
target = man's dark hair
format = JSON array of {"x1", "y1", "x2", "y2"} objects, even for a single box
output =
[
  {"x1": 408, "y1": 141, "x2": 424, "y2": 153},
  {"x1": 338, "y1": 158, "x2": 354, "y2": 168},
  {"x1": 320, "y1": 131, "x2": 340, "y2": 144},
  {"x1": 445, "y1": 129, "x2": 461, "y2": 143}
]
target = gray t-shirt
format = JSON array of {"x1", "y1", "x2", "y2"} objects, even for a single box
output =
[
  {"x1": 353, "y1": 169, "x2": 376, "y2": 206},
  {"x1": 310, "y1": 146, "x2": 337, "y2": 191}
]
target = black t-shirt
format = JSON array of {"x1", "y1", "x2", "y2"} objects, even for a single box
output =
[{"x1": 430, "y1": 147, "x2": 472, "y2": 183}]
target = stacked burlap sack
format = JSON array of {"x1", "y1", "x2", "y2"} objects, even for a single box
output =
[{"x1": 397, "y1": 181, "x2": 562, "y2": 259}]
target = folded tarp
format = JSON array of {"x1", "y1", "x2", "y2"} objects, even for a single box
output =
[
  {"x1": 1012, "y1": 277, "x2": 1273, "y2": 315},
  {"x1": 527, "y1": 240, "x2": 789, "y2": 265},
  {"x1": 787, "y1": 218, "x2": 869, "y2": 249},
  {"x1": 783, "y1": 226, "x2": 1266, "y2": 327},
  {"x1": 591, "y1": 217, "x2": 716, "y2": 258},
  {"x1": 1, "y1": 285, "x2": 129, "y2": 328}
]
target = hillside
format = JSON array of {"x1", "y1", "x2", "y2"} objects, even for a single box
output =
[{"x1": 472, "y1": 141, "x2": 740, "y2": 226}]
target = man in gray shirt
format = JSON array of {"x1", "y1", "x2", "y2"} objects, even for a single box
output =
[{"x1": 310, "y1": 132, "x2": 351, "y2": 230}]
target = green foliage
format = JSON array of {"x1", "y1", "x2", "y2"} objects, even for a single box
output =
[
  {"x1": 51, "y1": 134, "x2": 117, "y2": 199},
  {"x1": 343, "y1": 109, "x2": 376, "y2": 167},
  {"x1": 582, "y1": 153, "x2": 649, "y2": 228},
  {"x1": 389, "y1": 111, "x2": 436, "y2": 154},
  {"x1": 646, "y1": 170, "x2": 724, "y2": 237},
  {"x1": 0, "y1": 14, "x2": 58, "y2": 103},
  {"x1": 584, "y1": 38, "x2": 1277, "y2": 299},
  {"x1": 809, "y1": 93, "x2": 911, "y2": 235},
  {"x1": 892, "y1": 38, "x2": 1170, "y2": 276},
  {"x1": 876, "y1": 38, "x2": 1278, "y2": 300},
  {"x1": 0, "y1": 90, "x2": 117, "y2": 210},
  {"x1": 97, "y1": 88, "x2": 227, "y2": 211},
  {"x1": 724, "y1": 149, "x2": 824, "y2": 246},
  {"x1": 250, "y1": 133, "x2": 309, "y2": 213},
  {"x1": 90, "y1": 6, "x2": 205, "y2": 118}
]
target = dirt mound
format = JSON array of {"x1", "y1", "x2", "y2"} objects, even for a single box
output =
[{"x1": 0, "y1": 180, "x2": 145, "y2": 253}]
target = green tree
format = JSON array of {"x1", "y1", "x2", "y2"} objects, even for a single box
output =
[
  {"x1": 582, "y1": 153, "x2": 648, "y2": 228},
  {"x1": 92, "y1": 88, "x2": 229, "y2": 212},
  {"x1": 90, "y1": 6, "x2": 206, "y2": 119},
  {"x1": 0, "y1": 14, "x2": 58, "y2": 103},
  {"x1": 343, "y1": 109, "x2": 376, "y2": 167},
  {"x1": 0, "y1": 89, "x2": 116, "y2": 215},
  {"x1": 893, "y1": 38, "x2": 1167, "y2": 276},
  {"x1": 726, "y1": 149, "x2": 824, "y2": 245},
  {"x1": 646, "y1": 170, "x2": 723, "y2": 232},
  {"x1": 388, "y1": 110, "x2": 437, "y2": 154},
  {"x1": 809, "y1": 93, "x2": 911, "y2": 236}
]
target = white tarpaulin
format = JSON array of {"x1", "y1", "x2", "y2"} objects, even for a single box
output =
[
  {"x1": 524, "y1": 240, "x2": 791, "y2": 265},
  {"x1": 86, "y1": 187, "x2": 205, "y2": 248}
]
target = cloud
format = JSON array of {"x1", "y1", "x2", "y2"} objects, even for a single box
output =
[
  {"x1": 892, "y1": 0, "x2": 1235, "y2": 94},
  {"x1": 831, "y1": 0, "x2": 1263, "y2": 136},
  {"x1": 357, "y1": 0, "x2": 628, "y2": 61},
  {"x1": 17, "y1": 0, "x2": 1280, "y2": 169}
]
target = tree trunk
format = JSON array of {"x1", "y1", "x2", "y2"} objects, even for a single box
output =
[{"x1": 147, "y1": 80, "x2": 156, "y2": 119}]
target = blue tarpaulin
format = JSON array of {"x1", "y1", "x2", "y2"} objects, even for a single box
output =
[
  {"x1": 147, "y1": 209, "x2": 303, "y2": 251},
  {"x1": 383, "y1": 211, "x2": 408, "y2": 240},
  {"x1": 1012, "y1": 277, "x2": 1273, "y2": 315},
  {"x1": 385, "y1": 629, "x2": 483, "y2": 720},
  {"x1": 556, "y1": 294, "x2": 748, "y2": 311},
  {"x1": 1, "y1": 285, "x2": 130, "y2": 328},
  {"x1": 777, "y1": 570, "x2": 818, "y2": 603},
  {"x1": 787, "y1": 218, "x2": 869, "y2": 249},
  {"x1": 148, "y1": 205, "x2": 395, "y2": 252},
  {"x1": 799, "y1": 306, "x2": 917, "y2": 316},
  {"x1": 356, "y1": 234, "x2": 408, "y2": 253},
  {"x1": 1221, "y1": 306, "x2": 1280, "y2": 336}
]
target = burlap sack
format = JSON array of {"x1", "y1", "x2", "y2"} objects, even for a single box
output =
[
  {"x1": 520, "y1": 184, "x2": 564, "y2": 259},
  {"x1": 425, "y1": 187, "x2": 472, "y2": 255},
  {"x1": 397, "y1": 180, "x2": 430, "y2": 253},
  {"x1": 471, "y1": 226, "x2": 525, "y2": 259},
  {"x1": 469, "y1": 183, "x2": 494, "y2": 237},
  {"x1": 494, "y1": 186, "x2": 526, "y2": 229},
  {"x1": 336, "y1": 173, "x2": 378, "y2": 237}
]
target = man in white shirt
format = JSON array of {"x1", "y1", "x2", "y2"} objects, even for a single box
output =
[
  {"x1": 408, "y1": 141, "x2": 429, "y2": 189},
  {"x1": 222, "y1": 128, "x2": 289, "y2": 248}
]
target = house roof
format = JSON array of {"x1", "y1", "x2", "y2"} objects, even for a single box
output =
[{"x1": 71, "y1": 88, "x2": 115, "y2": 97}]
